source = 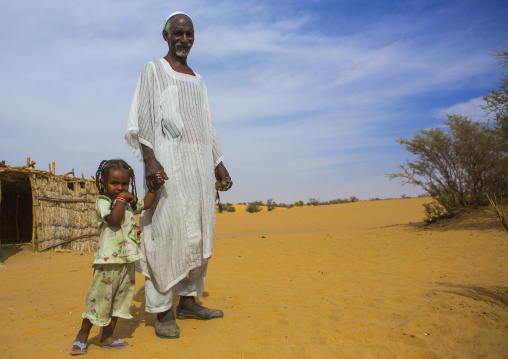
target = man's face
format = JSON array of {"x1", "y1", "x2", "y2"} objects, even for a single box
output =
[{"x1": 165, "y1": 15, "x2": 194, "y2": 58}]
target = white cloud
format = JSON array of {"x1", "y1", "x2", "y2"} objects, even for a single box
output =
[{"x1": 433, "y1": 97, "x2": 493, "y2": 122}]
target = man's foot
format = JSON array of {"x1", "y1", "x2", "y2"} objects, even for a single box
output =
[
  {"x1": 176, "y1": 306, "x2": 224, "y2": 320},
  {"x1": 70, "y1": 341, "x2": 87, "y2": 355},
  {"x1": 176, "y1": 296, "x2": 224, "y2": 320},
  {"x1": 154, "y1": 317, "x2": 180, "y2": 339}
]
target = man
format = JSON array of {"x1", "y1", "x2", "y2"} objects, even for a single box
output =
[{"x1": 125, "y1": 11, "x2": 231, "y2": 339}]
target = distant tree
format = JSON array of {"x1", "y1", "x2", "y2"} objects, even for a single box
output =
[
  {"x1": 307, "y1": 198, "x2": 320, "y2": 206},
  {"x1": 349, "y1": 196, "x2": 359, "y2": 203},
  {"x1": 481, "y1": 47, "x2": 508, "y2": 187},
  {"x1": 389, "y1": 114, "x2": 505, "y2": 212},
  {"x1": 246, "y1": 201, "x2": 263, "y2": 213},
  {"x1": 266, "y1": 198, "x2": 275, "y2": 211},
  {"x1": 328, "y1": 198, "x2": 349, "y2": 204},
  {"x1": 294, "y1": 200, "x2": 304, "y2": 207},
  {"x1": 224, "y1": 203, "x2": 236, "y2": 212},
  {"x1": 482, "y1": 46, "x2": 508, "y2": 148}
]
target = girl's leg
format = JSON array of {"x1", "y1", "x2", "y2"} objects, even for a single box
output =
[
  {"x1": 99, "y1": 317, "x2": 131, "y2": 348},
  {"x1": 71, "y1": 318, "x2": 93, "y2": 353},
  {"x1": 99, "y1": 316, "x2": 118, "y2": 346},
  {"x1": 75, "y1": 318, "x2": 93, "y2": 342}
]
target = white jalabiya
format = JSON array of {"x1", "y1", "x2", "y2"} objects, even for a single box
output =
[{"x1": 125, "y1": 58, "x2": 223, "y2": 294}]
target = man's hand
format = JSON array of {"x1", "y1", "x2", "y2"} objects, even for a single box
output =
[
  {"x1": 141, "y1": 144, "x2": 169, "y2": 191},
  {"x1": 215, "y1": 162, "x2": 231, "y2": 191}
]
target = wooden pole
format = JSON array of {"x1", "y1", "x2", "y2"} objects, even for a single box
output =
[
  {"x1": 39, "y1": 233, "x2": 96, "y2": 251},
  {"x1": 48, "y1": 163, "x2": 52, "y2": 173},
  {"x1": 26, "y1": 157, "x2": 30, "y2": 167},
  {"x1": 36, "y1": 197, "x2": 94, "y2": 203},
  {"x1": 52, "y1": 162, "x2": 55, "y2": 175},
  {"x1": 0, "y1": 179, "x2": 2, "y2": 258},
  {"x1": 32, "y1": 192, "x2": 37, "y2": 252},
  {"x1": 15, "y1": 195, "x2": 20, "y2": 243}
]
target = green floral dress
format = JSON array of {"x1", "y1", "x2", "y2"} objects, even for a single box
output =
[{"x1": 81, "y1": 195, "x2": 144, "y2": 326}]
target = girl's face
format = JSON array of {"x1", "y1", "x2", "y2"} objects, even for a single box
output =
[{"x1": 104, "y1": 169, "x2": 130, "y2": 198}]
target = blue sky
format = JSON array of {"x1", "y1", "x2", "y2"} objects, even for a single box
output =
[{"x1": 1, "y1": 0, "x2": 507, "y2": 203}]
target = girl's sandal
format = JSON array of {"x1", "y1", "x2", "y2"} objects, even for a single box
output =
[
  {"x1": 70, "y1": 341, "x2": 87, "y2": 355},
  {"x1": 101, "y1": 339, "x2": 131, "y2": 349}
]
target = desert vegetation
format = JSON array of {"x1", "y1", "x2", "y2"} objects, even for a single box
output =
[{"x1": 390, "y1": 47, "x2": 508, "y2": 222}]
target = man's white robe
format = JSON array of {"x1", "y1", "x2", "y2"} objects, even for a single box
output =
[{"x1": 125, "y1": 59, "x2": 223, "y2": 293}]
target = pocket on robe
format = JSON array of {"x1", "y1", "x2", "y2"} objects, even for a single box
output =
[
  {"x1": 162, "y1": 118, "x2": 182, "y2": 138},
  {"x1": 160, "y1": 85, "x2": 184, "y2": 139}
]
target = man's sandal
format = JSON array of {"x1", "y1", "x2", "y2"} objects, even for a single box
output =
[
  {"x1": 154, "y1": 318, "x2": 180, "y2": 339},
  {"x1": 176, "y1": 306, "x2": 224, "y2": 320}
]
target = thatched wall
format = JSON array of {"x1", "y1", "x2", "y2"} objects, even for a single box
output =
[
  {"x1": 30, "y1": 175, "x2": 99, "y2": 251},
  {"x1": 0, "y1": 159, "x2": 99, "y2": 252}
]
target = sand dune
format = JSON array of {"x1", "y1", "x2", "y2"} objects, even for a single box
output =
[{"x1": 1, "y1": 197, "x2": 507, "y2": 358}]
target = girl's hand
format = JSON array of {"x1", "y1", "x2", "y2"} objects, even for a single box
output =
[
  {"x1": 117, "y1": 191, "x2": 135, "y2": 203},
  {"x1": 155, "y1": 171, "x2": 166, "y2": 184},
  {"x1": 148, "y1": 172, "x2": 166, "y2": 195}
]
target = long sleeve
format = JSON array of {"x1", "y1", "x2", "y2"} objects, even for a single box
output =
[
  {"x1": 126, "y1": 62, "x2": 159, "y2": 162},
  {"x1": 203, "y1": 83, "x2": 224, "y2": 167}
]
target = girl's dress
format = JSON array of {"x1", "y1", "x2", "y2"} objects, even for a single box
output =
[{"x1": 81, "y1": 195, "x2": 144, "y2": 326}]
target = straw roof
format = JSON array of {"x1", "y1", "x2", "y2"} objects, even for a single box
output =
[{"x1": 0, "y1": 158, "x2": 99, "y2": 252}]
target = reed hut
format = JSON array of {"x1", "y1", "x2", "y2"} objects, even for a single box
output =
[{"x1": 0, "y1": 158, "x2": 99, "y2": 252}]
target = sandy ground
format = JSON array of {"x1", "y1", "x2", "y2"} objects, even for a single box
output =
[{"x1": 1, "y1": 197, "x2": 508, "y2": 358}]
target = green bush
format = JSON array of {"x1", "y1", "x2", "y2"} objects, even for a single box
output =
[
  {"x1": 389, "y1": 114, "x2": 504, "y2": 212},
  {"x1": 307, "y1": 198, "x2": 320, "y2": 206},
  {"x1": 246, "y1": 201, "x2": 263, "y2": 213},
  {"x1": 224, "y1": 203, "x2": 235, "y2": 212}
]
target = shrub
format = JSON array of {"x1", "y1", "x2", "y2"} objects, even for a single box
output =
[
  {"x1": 307, "y1": 198, "x2": 320, "y2": 206},
  {"x1": 391, "y1": 48, "x2": 508, "y2": 217},
  {"x1": 423, "y1": 201, "x2": 453, "y2": 223},
  {"x1": 246, "y1": 201, "x2": 262, "y2": 213},
  {"x1": 294, "y1": 200, "x2": 304, "y2": 207},
  {"x1": 223, "y1": 203, "x2": 235, "y2": 212},
  {"x1": 266, "y1": 198, "x2": 275, "y2": 211},
  {"x1": 389, "y1": 114, "x2": 504, "y2": 213},
  {"x1": 486, "y1": 194, "x2": 508, "y2": 234}
]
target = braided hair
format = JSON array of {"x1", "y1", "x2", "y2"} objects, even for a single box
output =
[{"x1": 95, "y1": 159, "x2": 138, "y2": 209}]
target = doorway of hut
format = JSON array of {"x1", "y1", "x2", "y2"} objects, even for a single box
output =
[{"x1": 0, "y1": 175, "x2": 33, "y2": 245}]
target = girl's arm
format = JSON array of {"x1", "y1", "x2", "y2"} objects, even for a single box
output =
[
  {"x1": 104, "y1": 191, "x2": 134, "y2": 226},
  {"x1": 143, "y1": 190, "x2": 157, "y2": 210},
  {"x1": 142, "y1": 171, "x2": 165, "y2": 210}
]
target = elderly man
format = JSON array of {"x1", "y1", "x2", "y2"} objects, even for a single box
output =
[{"x1": 125, "y1": 11, "x2": 231, "y2": 339}]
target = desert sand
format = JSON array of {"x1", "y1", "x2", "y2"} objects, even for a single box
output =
[{"x1": 1, "y1": 197, "x2": 507, "y2": 358}]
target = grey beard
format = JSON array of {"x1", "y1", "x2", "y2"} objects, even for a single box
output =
[
  {"x1": 175, "y1": 43, "x2": 192, "y2": 57},
  {"x1": 175, "y1": 48, "x2": 191, "y2": 57}
]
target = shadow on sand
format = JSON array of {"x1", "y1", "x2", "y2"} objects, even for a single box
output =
[
  {"x1": 88, "y1": 284, "x2": 211, "y2": 345},
  {"x1": 438, "y1": 282, "x2": 508, "y2": 308},
  {"x1": 0, "y1": 243, "x2": 27, "y2": 266}
]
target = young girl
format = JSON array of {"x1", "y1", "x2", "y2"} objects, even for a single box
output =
[{"x1": 71, "y1": 159, "x2": 164, "y2": 355}]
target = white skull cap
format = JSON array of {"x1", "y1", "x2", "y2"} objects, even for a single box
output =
[{"x1": 164, "y1": 11, "x2": 190, "y2": 29}]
